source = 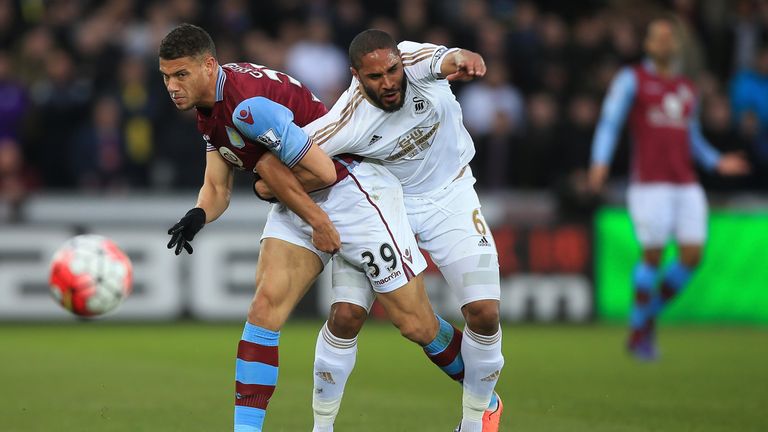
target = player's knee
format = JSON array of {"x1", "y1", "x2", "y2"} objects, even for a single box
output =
[
  {"x1": 327, "y1": 302, "x2": 367, "y2": 339},
  {"x1": 395, "y1": 316, "x2": 436, "y2": 345},
  {"x1": 642, "y1": 249, "x2": 663, "y2": 267},
  {"x1": 247, "y1": 288, "x2": 285, "y2": 330},
  {"x1": 680, "y1": 249, "x2": 702, "y2": 268},
  {"x1": 462, "y1": 299, "x2": 500, "y2": 335}
]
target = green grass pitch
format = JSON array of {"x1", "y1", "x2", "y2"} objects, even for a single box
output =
[{"x1": 1, "y1": 322, "x2": 766, "y2": 431}]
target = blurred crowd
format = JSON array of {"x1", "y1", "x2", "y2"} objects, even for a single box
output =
[{"x1": 1, "y1": 0, "x2": 768, "y2": 217}]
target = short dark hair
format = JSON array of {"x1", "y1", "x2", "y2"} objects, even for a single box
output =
[
  {"x1": 159, "y1": 23, "x2": 216, "y2": 60},
  {"x1": 349, "y1": 29, "x2": 398, "y2": 69}
]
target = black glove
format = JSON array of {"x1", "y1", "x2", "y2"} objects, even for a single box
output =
[{"x1": 167, "y1": 207, "x2": 206, "y2": 255}]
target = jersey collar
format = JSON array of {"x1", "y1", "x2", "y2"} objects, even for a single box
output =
[
  {"x1": 642, "y1": 58, "x2": 682, "y2": 77},
  {"x1": 215, "y1": 65, "x2": 226, "y2": 102}
]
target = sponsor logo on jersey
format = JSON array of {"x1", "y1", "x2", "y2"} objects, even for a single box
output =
[
  {"x1": 225, "y1": 126, "x2": 246, "y2": 149},
  {"x1": 218, "y1": 146, "x2": 244, "y2": 169},
  {"x1": 368, "y1": 134, "x2": 383, "y2": 146},
  {"x1": 256, "y1": 128, "x2": 282, "y2": 152},
  {"x1": 647, "y1": 84, "x2": 693, "y2": 129},
  {"x1": 386, "y1": 122, "x2": 440, "y2": 161},
  {"x1": 479, "y1": 236, "x2": 491, "y2": 247},
  {"x1": 236, "y1": 107, "x2": 254, "y2": 125},
  {"x1": 413, "y1": 96, "x2": 429, "y2": 115},
  {"x1": 372, "y1": 270, "x2": 402, "y2": 286},
  {"x1": 403, "y1": 248, "x2": 413, "y2": 263}
]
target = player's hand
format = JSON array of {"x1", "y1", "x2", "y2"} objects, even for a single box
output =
[
  {"x1": 446, "y1": 50, "x2": 486, "y2": 82},
  {"x1": 167, "y1": 207, "x2": 206, "y2": 255},
  {"x1": 253, "y1": 179, "x2": 277, "y2": 202},
  {"x1": 311, "y1": 218, "x2": 341, "y2": 254},
  {"x1": 588, "y1": 164, "x2": 610, "y2": 193},
  {"x1": 716, "y1": 152, "x2": 751, "y2": 176}
]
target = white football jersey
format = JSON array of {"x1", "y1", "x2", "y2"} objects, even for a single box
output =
[{"x1": 303, "y1": 41, "x2": 476, "y2": 196}]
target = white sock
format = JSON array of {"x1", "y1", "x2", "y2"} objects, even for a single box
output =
[
  {"x1": 312, "y1": 322, "x2": 358, "y2": 432},
  {"x1": 460, "y1": 326, "x2": 503, "y2": 432}
]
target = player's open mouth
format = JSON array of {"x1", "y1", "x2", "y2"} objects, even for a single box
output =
[{"x1": 382, "y1": 92, "x2": 399, "y2": 103}]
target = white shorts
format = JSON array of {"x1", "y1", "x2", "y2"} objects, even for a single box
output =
[
  {"x1": 331, "y1": 167, "x2": 500, "y2": 310},
  {"x1": 627, "y1": 182, "x2": 708, "y2": 248},
  {"x1": 261, "y1": 161, "x2": 427, "y2": 294}
]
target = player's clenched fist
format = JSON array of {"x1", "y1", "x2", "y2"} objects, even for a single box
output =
[
  {"x1": 445, "y1": 49, "x2": 486, "y2": 82},
  {"x1": 311, "y1": 218, "x2": 341, "y2": 254},
  {"x1": 167, "y1": 207, "x2": 206, "y2": 255}
]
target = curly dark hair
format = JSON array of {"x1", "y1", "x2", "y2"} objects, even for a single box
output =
[
  {"x1": 159, "y1": 23, "x2": 216, "y2": 60},
  {"x1": 349, "y1": 29, "x2": 398, "y2": 70}
]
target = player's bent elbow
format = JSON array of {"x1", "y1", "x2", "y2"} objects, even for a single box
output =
[{"x1": 317, "y1": 156, "x2": 337, "y2": 186}]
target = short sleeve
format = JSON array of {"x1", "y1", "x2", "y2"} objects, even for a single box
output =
[
  {"x1": 398, "y1": 41, "x2": 456, "y2": 81},
  {"x1": 232, "y1": 96, "x2": 312, "y2": 168},
  {"x1": 303, "y1": 84, "x2": 365, "y2": 157}
]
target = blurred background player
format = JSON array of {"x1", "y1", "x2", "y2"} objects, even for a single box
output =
[{"x1": 588, "y1": 17, "x2": 750, "y2": 360}]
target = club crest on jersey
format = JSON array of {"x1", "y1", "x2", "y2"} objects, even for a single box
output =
[
  {"x1": 386, "y1": 122, "x2": 440, "y2": 161},
  {"x1": 225, "y1": 126, "x2": 246, "y2": 149},
  {"x1": 412, "y1": 96, "x2": 429, "y2": 115},
  {"x1": 218, "y1": 146, "x2": 244, "y2": 169},
  {"x1": 256, "y1": 128, "x2": 282, "y2": 152}
]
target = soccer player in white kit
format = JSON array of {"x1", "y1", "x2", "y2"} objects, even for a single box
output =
[{"x1": 257, "y1": 29, "x2": 504, "y2": 432}]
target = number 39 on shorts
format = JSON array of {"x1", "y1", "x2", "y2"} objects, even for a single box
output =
[
  {"x1": 361, "y1": 243, "x2": 398, "y2": 278},
  {"x1": 472, "y1": 209, "x2": 488, "y2": 235}
]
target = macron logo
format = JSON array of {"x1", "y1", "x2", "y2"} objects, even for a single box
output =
[
  {"x1": 237, "y1": 107, "x2": 254, "y2": 125},
  {"x1": 403, "y1": 248, "x2": 413, "y2": 264}
]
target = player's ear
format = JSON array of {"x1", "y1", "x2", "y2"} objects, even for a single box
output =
[
  {"x1": 350, "y1": 66, "x2": 358, "y2": 80},
  {"x1": 204, "y1": 55, "x2": 216, "y2": 75}
]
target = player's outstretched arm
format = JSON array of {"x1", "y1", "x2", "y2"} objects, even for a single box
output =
[
  {"x1": 441, "y1": 49, "x2": 486, "y2": 82},
  {"x1": 689, "y1": 114, "x2": 751, "y2": 176},
  {"x1": 255, "y1": 152, "x2": 341, "y2": 254},
  {"x1": 167, "y1": 151, "x2": 233, "y2": 255}
]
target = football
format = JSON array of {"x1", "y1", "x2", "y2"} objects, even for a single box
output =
[{"x1": 49, "y1": 234, "x2": 133, "y2": 317}]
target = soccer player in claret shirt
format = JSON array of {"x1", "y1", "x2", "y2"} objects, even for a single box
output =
[
  {"x1": 159, "y1": 24, "x2": 452, "y2": 431},
  {"x1": 257, "y1": 30, "x2": 504, "y2": 432},
  {"x1": 589, "y1": 18, "x2": 750, "y2": 360}
]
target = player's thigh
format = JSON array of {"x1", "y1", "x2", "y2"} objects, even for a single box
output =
[
  {"x1": 374, "y1": 274, "x2": 437, "y2": 344},
  {"x1": 331, "y1": 255, "x2": 376, "y2": 312},
  {"x1": 439, "y1": 253, "x2": 501, "y2": 307},
  {"x1": 409, "y1": 181, "x2": 501, "y2": 305},
  {"x1": 627, "y1": 183, "x2": 675, "y2": 249},
  {"x1": 333, "y1": 163, "x2": 427, "y2": 294},
  {"x1": 674, "y1": 183, "x2": 708, "y2": 247},
  {"x1": 253, "y1": 210, "x2": 326, "y2": 328}
]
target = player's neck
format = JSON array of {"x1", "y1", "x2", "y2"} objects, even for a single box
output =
[
  {"x1": 197, "y1": 70, "x2": 220, "y2": 109},
  {"x1": 651, "y1": 59, "x2": 675, "y2": 78},
  {"x1": 197, "y1": 86, "x2": 216, "y2": 109}
]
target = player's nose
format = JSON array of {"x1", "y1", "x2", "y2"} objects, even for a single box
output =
[{"x1": 165, "y1": 78, "x2": 180, "y2": 93}]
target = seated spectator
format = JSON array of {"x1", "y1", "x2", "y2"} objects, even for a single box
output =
[{"x1": 731, "y1": 45, "x2": 768, "y2": 137}]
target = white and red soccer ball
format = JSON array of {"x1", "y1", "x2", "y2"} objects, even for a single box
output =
[{"x1": 49, "y1": 235, "x2": 133, "y2": 317}]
